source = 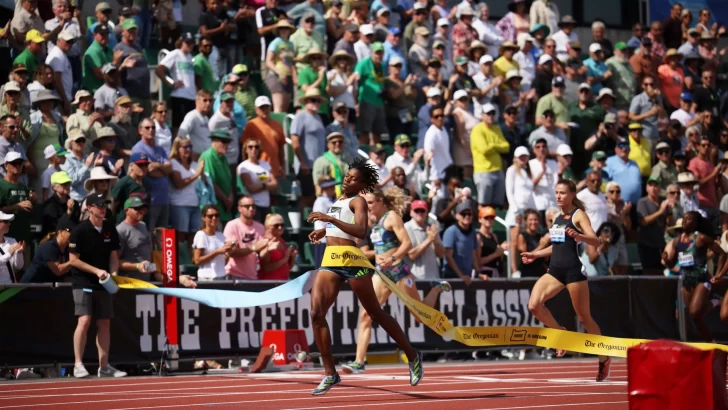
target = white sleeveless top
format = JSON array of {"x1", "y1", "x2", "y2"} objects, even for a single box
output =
[{"x1": 325, "y1": 196, "x2": 357, "y2": 241}]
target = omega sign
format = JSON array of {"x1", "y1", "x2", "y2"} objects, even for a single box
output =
[{"x1": 165, "y1": 237, "x2": 175, "y2": 283}]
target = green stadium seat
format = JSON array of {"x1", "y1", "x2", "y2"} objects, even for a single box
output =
[
  {"x1": 177, "y1": 241, "x2": 192, "y2": 265},
  {"x1": 303, "y1": 242, "x2": 316, "y2": 265}
]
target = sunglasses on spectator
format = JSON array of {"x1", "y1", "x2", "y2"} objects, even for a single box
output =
[
  {"x1": 330, "y1": 140, "x2": 343, "y2": 145},
  {"x1": 543, "y1": 114, "x2": 555, "y2": 119},
  {"x1": 182, "y1": 145, "x2": 192, "y2": 150},
  {"x1": 4, "y1": 125, "x2": 17, "y2": 130},
  {"x1": 305, "y1": 19, "x2": 314, "y2": 23},
  {"x1": 156, "y1": 110, "x2": 167, "y2": 114},
  {"x1": 617, "y1": 144, "x2": 630, "y2": 149},
  {"x1": 400, "y1": 143, "x2": 411, "y2": 148},
  {"x1": 485, "y1": 111, "x2": 496, "y2": 116},
  {"x1": 335, "y1": 108, "x2": 348, "y2": 114},
  {"x1": 642, "y1": 82, "x2": 655, "y2": 87},
  {"x1": 239, "y1": 204, "x2": 256, "y2": 209},
  {"x1": 483, "y1": 216, "x2": 495, "y2": 221},
  {"x1": 460, "y1": 212, "x2": 473, "y2": 217},
  {"x1": 667, "y1": 191, "x2": 678, "y2": 195},
  {"x1": 609, "y1": 189, "x2": 621, "y2": 194},
  {"x1": 271, "y1": 223, "x2": 284, "y2": 229},
  {"x1": 657, "y1": 149, "x2": 670, "y2": 155},
  {"x1": 700, "y1": 142, "x2": 711, "y2": 147},
  {"x1": 142, "y1": 126, "x2": 154, "y2": 130},
  {"x1": 206, "y1": 213, "x2": 220, "y2": 219},
  {"x1": 414, "y1": 209, "x2": 426, "y2": 214},
  {"x1": 505, "y1": 110, "x2": 518, "y2": 116},
  {"x1": 247, "y1": 145, "x2": 260, "y2": 150}
]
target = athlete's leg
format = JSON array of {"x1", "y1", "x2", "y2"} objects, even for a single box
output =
[
  {"x1": 566, "y1": 280, "x2": 607, "y2": 363},
  {"x1": 688, "y1": 283, "x2": 714, "y2": 342},
  {"x1": 396, "y1": 275, "x2": 442, "y2": 323},
  {"x1": 310, "y1": 270, "x2": 344, "y2": 376},
  {"x1": 353, "y1": 274, "x2": 391, "y2": 364},
  {"x1": 349, "y1": 274, "x2": 417, "y2": 360},
  {"x1": 527, "y1": 274, "x2": 566, "y2": 329}
]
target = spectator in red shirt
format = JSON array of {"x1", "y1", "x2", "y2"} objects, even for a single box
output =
[
  {"x1": 646, "y1": 21, "x2": 666, "y2": 63},
  {"x1": 258, "y1": 213, "x2": 297, "y2": 280},
  {"x1": 688, "y1": 136, "x2": 723, "y2": 230},
  {"x1": 657, "y1": 49, "x2": 684, "y2": 110}
]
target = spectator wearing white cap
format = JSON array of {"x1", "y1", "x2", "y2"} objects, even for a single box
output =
[
  {"x1": 472, "y1": 55, "x2": 500, "y2": 117},
  {"x1": 531, "y1": 53, "x2": 555, "y2": 99},
  {"x1": 432, "y1": 18, "x2": 452, "y2": 60},
  {"x1": 66, "y1": 90, "x2": 104, "y2": 149},
  {"x1": 46, "y1": 30, "x2": 75, "y2": 114},
  {"x1": 41, "y1": 143, "x2": 69, "y2": 201},
  {"x1": 354, "y1": 24, "x2": 374, "y2": 61},
  {"x1": 471, "y1": 102, "x2": 509, "y2": 207},
  {"x1": 556, "y1": 143, "x2": 575, "y2": 180},
  {"x1": 373, "y1": 8, "x2": 391, "y2": 44},
  {"x1": 326, "y1": 102, "x2": 358, "y2": 160},
  {"x1": 0, "y1": 151, "x2": 33, "y2": 267},
  {"x1": 242, "y1": 96, "x2": 287, "y2": 178},
  {"x1": 61, "y1": 129, "x2": 93, "y2": 202},
  {"x1": 0, "y1": 114, "x2": 34, "y2": 188},
  {"x1": 472, "y1": 4, "x2": 503, "y2": 59},
  {"x1": 514, "y1": 33, "x2": 536, "y2": 89},
  {"x1": 404, "y1": 2, "x2": 432, "y2": 51},
  {"x1": 505, "y1": 146, "x2": 536, "y2": 223},
  {"x1": 0, "y1": 211, "x2": 24, "y2": 284},
  {"x1": 408, "y1": 26, "x2": 431, "y2": 77},
  {"x1": 584, "y1": 43, "x2": 612, "y2": 94},
  {"x1": 94, "y1": 64, "x2": 129, "y2": 120},
  {"x1": 535, "y1": 75, "x2": 569, "y2": 128},
  {"x1": 417, "y1": 87, "x2": 443, "y2": 149}
]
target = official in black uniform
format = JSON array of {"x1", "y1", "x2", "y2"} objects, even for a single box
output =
[
  {"x1": 520, "y1": 179, "x2": 611, "y2": 382},
  {"x1": 68, "y1": 193, "x2": 126, "y2": 379}
]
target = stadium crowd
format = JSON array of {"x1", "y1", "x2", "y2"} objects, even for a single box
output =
[{"x1": 3, "y1": 0, "x2": 728, "y2": 377}]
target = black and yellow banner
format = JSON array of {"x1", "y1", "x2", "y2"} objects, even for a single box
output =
[{"x1": 321, "y1": 246, "x2": 728, "y2": 358}]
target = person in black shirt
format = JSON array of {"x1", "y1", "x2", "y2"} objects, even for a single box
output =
[
  {"x1": 532, "y1": 55, "x2": 554, "y2": 99},
  {"x1": 68, "y1": 192, "x2": 126, "y2": 379},
  {"x1": 41, "y1": 171, "x2": 80, "y2": 237},
  {"x1": 692, "y1": 70, "x2": 720, "y2": 120},
  {"x1": 200, "y1": 0, "x2": 232, "y2": 65},
  {"x1": 500, "y1": 104, "x2": 527, "y2": 167},
  {"x1": 255, "y1": 0, "x2": 287, "y2": 63},
  {"x1": 20, "y1": 217, "x2": 75, "y2": 283},
  {"x1": 448, "y1": 56, "x2": 479, "y2": 101},
  {"x1": 659, "y1": 119, "x2": 684, "y2": 155}
]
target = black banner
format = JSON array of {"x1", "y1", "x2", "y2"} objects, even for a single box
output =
[{"x1": 0, "y1": 277, "x2": 695, "y2": 366}]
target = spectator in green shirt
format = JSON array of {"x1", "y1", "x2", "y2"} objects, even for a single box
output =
[
  {"x1": 83, "y1": 24, "x2": 120, "y2": 93},
  {"x1": 535, "y1": 76, "x2": 570, "y2": 129},
  {"x1": 232, "y1": 64, "x2": 257, "y2": 122},
  {"x1": 355, "y1": 42, "x2": 388, "y2": 146},
  {"x1": 13, "y1": 29, "x2": 45, "y2": 76},
  {"x1": 200, "y1": 129, "x2": 234, "y2": 223},
  {"x1": 298, "y1": 48, "x2": 330, "y2": 124},
  {"x1": 0, "y1": 151, "x2": 33, "y2": 265},
  {"x1": 193, "y1": 36, "x2": 220, "y2": 95}
]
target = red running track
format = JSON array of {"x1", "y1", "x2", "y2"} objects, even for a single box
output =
[{"x1": 0, "y1": 359, "x2": 629, "y2": 410}]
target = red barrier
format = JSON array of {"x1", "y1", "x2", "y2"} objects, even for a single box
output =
[
  {"x1": 161, "y1": 229, "x2": 179, "y2": 346},
  {"x1": 261, "y1": 330, "x2": 310, "y2": 366},
  {"x1": 628, "y1": 340, "x2": 728, "y2": 410}
]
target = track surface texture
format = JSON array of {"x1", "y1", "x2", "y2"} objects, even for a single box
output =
[{"x1": 0, "y1": 359, "x2": 629, "y2": 409}]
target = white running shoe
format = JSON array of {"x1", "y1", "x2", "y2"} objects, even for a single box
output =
[
  {"x1": 73, "y1": 363, "x2": 90, "y2": 378},
  {"x1": 98, "y1": 365, "x2": 127, "y2": 378}
]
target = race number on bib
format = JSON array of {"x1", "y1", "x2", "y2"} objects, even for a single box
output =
[
  {"x1": 370, "y1": 230, "x2": 383, "y2": 245},
  {"x1": 550, "y1": 225, "x2": 566, "y2": 243},
  {"x1": 326, "y1": 207, "x2": 341, "y2": 229},
  {"x1": 678, "y1": 252, "x2": 695, "y2": 267}
]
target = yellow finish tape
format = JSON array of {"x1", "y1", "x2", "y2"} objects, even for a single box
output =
[
  {"x1": 321, "y1": 246, "x2": 728, "y2": 358},
  {"x1": 114, "y1": 276, "x2": 160, "y2": 289}
]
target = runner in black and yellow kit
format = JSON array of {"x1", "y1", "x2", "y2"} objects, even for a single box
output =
[
  {"x1": 521, "y1": 179, "x2": 611, "y2": 382},
  {"x1": 306, "y1": 158, "x2": 423, "y2": 396}
]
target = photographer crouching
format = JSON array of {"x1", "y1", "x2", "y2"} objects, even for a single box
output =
[{"x1": 68, "y1": 192, "x2": 126, "y2": 378}]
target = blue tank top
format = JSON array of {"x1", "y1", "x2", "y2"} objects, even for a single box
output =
[{"x1": 370, "y1": 211, "x2": 399, "y2": 255}]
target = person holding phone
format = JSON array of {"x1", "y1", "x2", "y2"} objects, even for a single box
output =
[{"x1": 580, "y1": 221, "x2": 620, "y2": 276}]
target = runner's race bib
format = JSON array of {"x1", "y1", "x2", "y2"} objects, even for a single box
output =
[
  {"x1": 678, "y1": 252, "x2": 695, "y2": 267},
  {"x1": 370, "y1": 230, "x2": 383, "y2": 245},
  {"x1": 550, "y1": 225, "x2": 566, "y2": 243}
]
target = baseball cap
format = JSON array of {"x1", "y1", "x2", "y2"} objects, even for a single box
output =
[
  {"x1": 426, "y1": 87, "x2": 442, "y2": 98},
  {"x1": 453, "y1": 89, "x2": 469, "y2": 101},
  {"x1": 592, "y1": 151, "x2": 607, "y2": 160},
  {"x1": 552, "y1": 76, "x2": 566, "y2": 87},
  {"x1": 0, "y1": 212, "x2": 14, "y2": 222},
  {"x1": 210, "y1": 129, "x2": 231, "y2": 141},
  {"x1": 479, "y1": 55, "x2": 494, "y2": 65},
  {"x1": 373, "y1": 143, "x2": 386, "y2": 154},
  {"x1": 345, "y1": 23, "x2": 360, "y2": 33},
  {"x1": 124, "y1": 196, "x2": 147, "y2": 210},
  {"x1": 232, "y1": 64, "x2": 248, "y2": 75},
  {"x1": 437, "y1": 18, "x2": 449, "y2": 27},
  {"x1": 428, "y1": 57, "x2": 442, "y2": 67},
  {"x1": 646, "y1": 176, "x2": 661, "y2": 185},
  {"x1": 538, "y1": 54, "x2": 553, "y2": 65},
  {"x1": 614, "y1": 41, "x2": 627, "y2": 51},
  {"x1": 681, "y1": 91, "x2": 693, "y2": 101},
  {"x1": 481, "y1": 103, "x2": 497, "y2": 115},
  {"x1": 101, "y1": 63, "x2": 117, "y2": 75},
  {"x1": 50, "y1": 171, "x2": 72, "y2": 185},
  {"x1": 25, "y1": 29, "x2": 45, "y2": 43},
  {"x1": 514, "y1": 146, "x2": 530, "y2": 158},
  {"x1": 371, "y1": 42, "x2": 385, "y2": 53},
  {"x1": 2, "y1": 152, "x2": 23, "y2": 165},
  {"x1": 394, "y1": 134, "x2": 411, "y2": 145},
  {"x1": 413, "y1": 2, "x2": 426, "y2": 10},
  {"x1": 415, "y1": 26, "x2": 430, "y2": 36},
  {"x1": 255, "y1": 95, "x2": 272, "y2": 107},
  {"x1": 44, "y1": 143, "x2": 68, "y2": 159},
  {"x1": 616, "y1": 138, "x2": 630, "y2": 148},
  {"x1": 578, "y1": 82, "x2": 591, "y2": 91},
  {"x1": 56, "y1": 216, "x2": 76, "y2": 232},
  {"x1": 72, "y1": 89, "x2": 92, "y2": 105},
  {"x1": 3, "y1": 81, "x2": 20, "y2": 93},
  {"x1": 569, "y1": 41, "x2": 582, "y2": 50},
  {"x1": 628, "y1": 122, "x2": 643, "y2": 130},
  {"x1": 589, "y1": 43, "x2": 602, "y2": 53},
  {"x1": 129, "y1": 152, "x2": 150, "y2": 165},
  {"x1": 220, "y1": 92, "x2": 235, "y2": 101},
  {"x1": 557, "y1": 144, "x2": 573, "y2": 156},
  {"x1": 655, "y1": 142, "x2": 671, "y2": 151},
  {"x1": 359, "y1": 24, "x2": 374, "y2": 36},
  {"x1": 58, "y1": 30, "x2": 75, "y2": 42},
  {"x1": 388, "y1": 27, "x2": 401, "y2": 36},
  {"x1": 411, "y1": 200, "x2": 428, "y2": 212},
  {"x1": 455, "y1": 200, "x2": 474, "y2": 215},
  {"x1": 432, "y1": 40, "x2": 445, "y2": 49},
  {"x1": 455, "y1": 56, "x2": 468, "y2": 65},
  {"x1": 95, "y1": 2, "x2": 111, "y2": 12},
  {"x1": 479, "y1": 206, "x2": 496, "y2": 219},
  {"x1": 120, "y1": 6, "x2": 133, "y2": 16},
  {"x1": 180, "y1": 32, "x2": 195, "y2": 42},
  {"x1": 122, "y1": 18, "x2": 138, "y2": 31},
  {"x1": 319, "y1": 179, "x2": 338, "y2": 189},
  {"x1": 376, "y1": 7, "x2": 390, "y2": 16},
  {"x1": 94, "y1": 24, "x2": 110, "y2": 34},
  {"x1": 673, "y1": 150, "x2": 686, "y2": 158},
  {"x1": 627, "y1": 38, "x2": 641, "y2": 49},
  {"x1": 389, "y1": 56, "x2": 404, "y2": 66},
  {"x1": 604, "y1": 112, "x2": 617, "y2": 123},
  {"x1": 85, "y1": 192, "x2": 109, "y2": 207}
]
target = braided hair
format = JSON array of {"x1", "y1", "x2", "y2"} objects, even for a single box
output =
[{"x1": 349, "y1": 157, "x2": 379, "y2": 193}]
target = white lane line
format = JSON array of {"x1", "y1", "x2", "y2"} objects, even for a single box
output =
[{"x1": 285, "y1": 397, "x2": 628, "y2": 410}]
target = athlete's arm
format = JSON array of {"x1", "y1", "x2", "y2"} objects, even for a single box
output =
[
  {"x1": 360, "y1": 244, "x2": 375, "y2": 260},
  {"x1": 570, "y1": 211, "x2": 601, "y2": 247},
  {"x1": 387, "y1": 212, "x2": 412, "y2": 262},
  {"x1": 662, "y1": 238, "x2": 678, "y2": 268},
  {"x1": 531, "y1": 245, "x2": 553, "y2": 259},
  {"x1": 307, "y1": 197, "x2": 368, "y2": 239}
]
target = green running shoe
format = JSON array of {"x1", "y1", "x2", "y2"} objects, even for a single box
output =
[
  {"x1": 341, "y1": 361, "x2": 365, "y2": 374},
  {"x1": 408, "y1": 349, "x2": 424, "y2": 386},
  {"x1": 311, "y1": 373, "x2": 341, "y2": 396}
]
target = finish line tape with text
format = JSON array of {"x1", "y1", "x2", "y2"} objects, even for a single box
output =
[{"x1": 97, "y1": 245, "x2": 728, "y2": 358}]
